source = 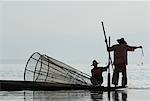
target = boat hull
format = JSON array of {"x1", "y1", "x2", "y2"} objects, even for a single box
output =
[{"x1": 0, "y1": 80, "x2": 125, "y2": 91}]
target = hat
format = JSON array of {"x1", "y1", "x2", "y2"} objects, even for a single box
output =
[
  {"x1": 91, "y1": 60, "x2": 99, "y2": 66},
  {"x1": 117, "y1": 38, "x2": 127, "y2": 44}
]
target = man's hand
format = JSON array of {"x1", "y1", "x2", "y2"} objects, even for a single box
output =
[{"x1": 106, "y1": 62, "x2": 110, "y2": 68}]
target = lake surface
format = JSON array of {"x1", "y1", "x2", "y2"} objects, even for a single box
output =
[{"x1": 0, "y1": 64, "x2": 150, "y2": 101}]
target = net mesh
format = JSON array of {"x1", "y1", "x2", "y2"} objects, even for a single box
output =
[{"x1": 24, "y1": 52, "x2": 91, "y2": 85}]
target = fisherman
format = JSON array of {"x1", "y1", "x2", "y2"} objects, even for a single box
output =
[
  {"x1": 90, "y1": 60, "x2": 109, "y2": 86},
  {"x1": 107, "y1": 38, "x2": 142, "y2": 87}
]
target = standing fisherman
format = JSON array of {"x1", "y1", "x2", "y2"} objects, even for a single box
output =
[{"x1": 107, "y1": 38, "x2": 142, "y2": 87}]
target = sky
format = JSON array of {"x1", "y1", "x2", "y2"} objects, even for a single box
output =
[{"x1": 0, "y1": 1, "x2": 149, "y2": 65}]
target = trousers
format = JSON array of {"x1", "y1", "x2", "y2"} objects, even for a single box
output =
[
  {"x1": 112, "y1": 64, "x2": 127, "y2": 86},
  {"x1": 90, "y1": 76, "x2": 103, "y2": 85}
]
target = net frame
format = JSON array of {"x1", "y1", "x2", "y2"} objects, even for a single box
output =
[{"x1": 24, "y1": 52, "x2": 91, "y2": 85}]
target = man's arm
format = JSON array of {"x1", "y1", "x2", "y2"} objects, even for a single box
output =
[
  {"x1": 127, "y1": 45, "x2": 142, "y2": 51},
  {"x1": 107, "y1": 45, "x2": 115, "y2": 52},
  {"x1": 132, "y1": 46, "x2": 142, "y2": 49},
  {"x1": 101, "y1": 62, "x2": 110, "y2": 71}
]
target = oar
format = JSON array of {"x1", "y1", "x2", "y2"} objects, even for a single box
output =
[
  {"x1": 101, "y1": 21, "x2": 112, "y2": 88},
  {"x1": 107, "y1": 36, "x2": 111, "y2": 101},
  {"x1": 101, "y1": 22, "x2": 113, "y2": 66},
  {"x1": 108, "y1": 36, "x2": 111, "y2": 88}
]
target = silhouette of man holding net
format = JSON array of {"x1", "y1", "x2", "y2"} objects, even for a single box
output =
[{"x1": 107, "y1": 38, "x2": 142, "y2": 87}]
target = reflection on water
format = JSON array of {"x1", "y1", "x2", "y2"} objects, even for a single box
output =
[
  {"x1": 112, "y1": 91, "x2": 127, "y2": 101},
  {"x1": 2, "y1": 89, "x2": 150, "y2": 101},
  {"x1": 24, "y1": 90, "x2": 91, "y2": 101},
  {"x1": 23, "y1": 90, "x2": 127, "y2": 101},
  {"x1": 90, "y1": 91, "x2": 104, "y2": 100},
  {"x1": 0, "y1": 90, "x2": 128, "y2": 101},
  {"x1": 90, "y1": 90, "x2": 127, "y2": 101},
  {"x1": 0, "y1": 90, "x2": 127, "y2": 101}
]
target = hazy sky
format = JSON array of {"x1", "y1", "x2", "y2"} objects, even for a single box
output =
[{"x1": 0, "y1": 1, "x2": 149, "y2": 65}]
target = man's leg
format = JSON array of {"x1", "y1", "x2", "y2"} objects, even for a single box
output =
[
  {"x1": 122, "y1": 67, "x2": 127, "y2": 87},
  {"x1": 112, "y1": 69, "x2": 119, "y2": 86}
]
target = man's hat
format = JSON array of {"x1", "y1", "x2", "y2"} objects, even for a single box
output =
[
  {"x1": 91, "y1": 60, "x2": 99, "y2": 66},
  {"x1": 117, "y1": 38, "x2": 127, "y2": 44}
]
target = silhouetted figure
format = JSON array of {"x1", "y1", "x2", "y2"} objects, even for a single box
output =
[
  {"x1": 90, "y1": 60, "x2": 109, "y2": 86},
  {"x1": 107, "y1": 38, "x2": 142, "y2": 87},
  {"x1": 112, "y1": 91, "x2": 127, "y2": 101},
  {"x1": 112, "y1": 91, "x2": 119, "y2": 101},
  {"x1": 90, "y1": 91, "x2": 103, "y2": 101},
  {"x1": 122, "y1": 92, "x2": 127, "y2": 101}
]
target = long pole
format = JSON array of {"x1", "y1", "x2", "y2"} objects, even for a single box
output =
[
  {"x1": 101, "y1": 22, "x2": 108, "y2": 48},
  {"x1": 101, "y1": 21, "x2": 111, "y2": 88},
  {"x1": 108, "y1": 36, "x2": 111, "y2": 88}
]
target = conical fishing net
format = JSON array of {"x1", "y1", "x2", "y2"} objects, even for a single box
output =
[{"x1": 24, "y1": 52, "x2": 91, "y2": 85}]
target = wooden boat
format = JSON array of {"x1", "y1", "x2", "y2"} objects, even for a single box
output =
[{"x1": 0, "y1": 80, "x2": 125, "y2": 91}]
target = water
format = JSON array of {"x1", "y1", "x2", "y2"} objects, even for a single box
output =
[{"x1": 0, "y1": 64, "x2": 150, "y2": 101}]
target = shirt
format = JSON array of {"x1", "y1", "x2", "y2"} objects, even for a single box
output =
[
  {"x1": 91, "y1": 67, "x2": 107, "y2": 79},
  {"x1": 108, "y1": 44, "x2": 135, "y2": 65}
]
